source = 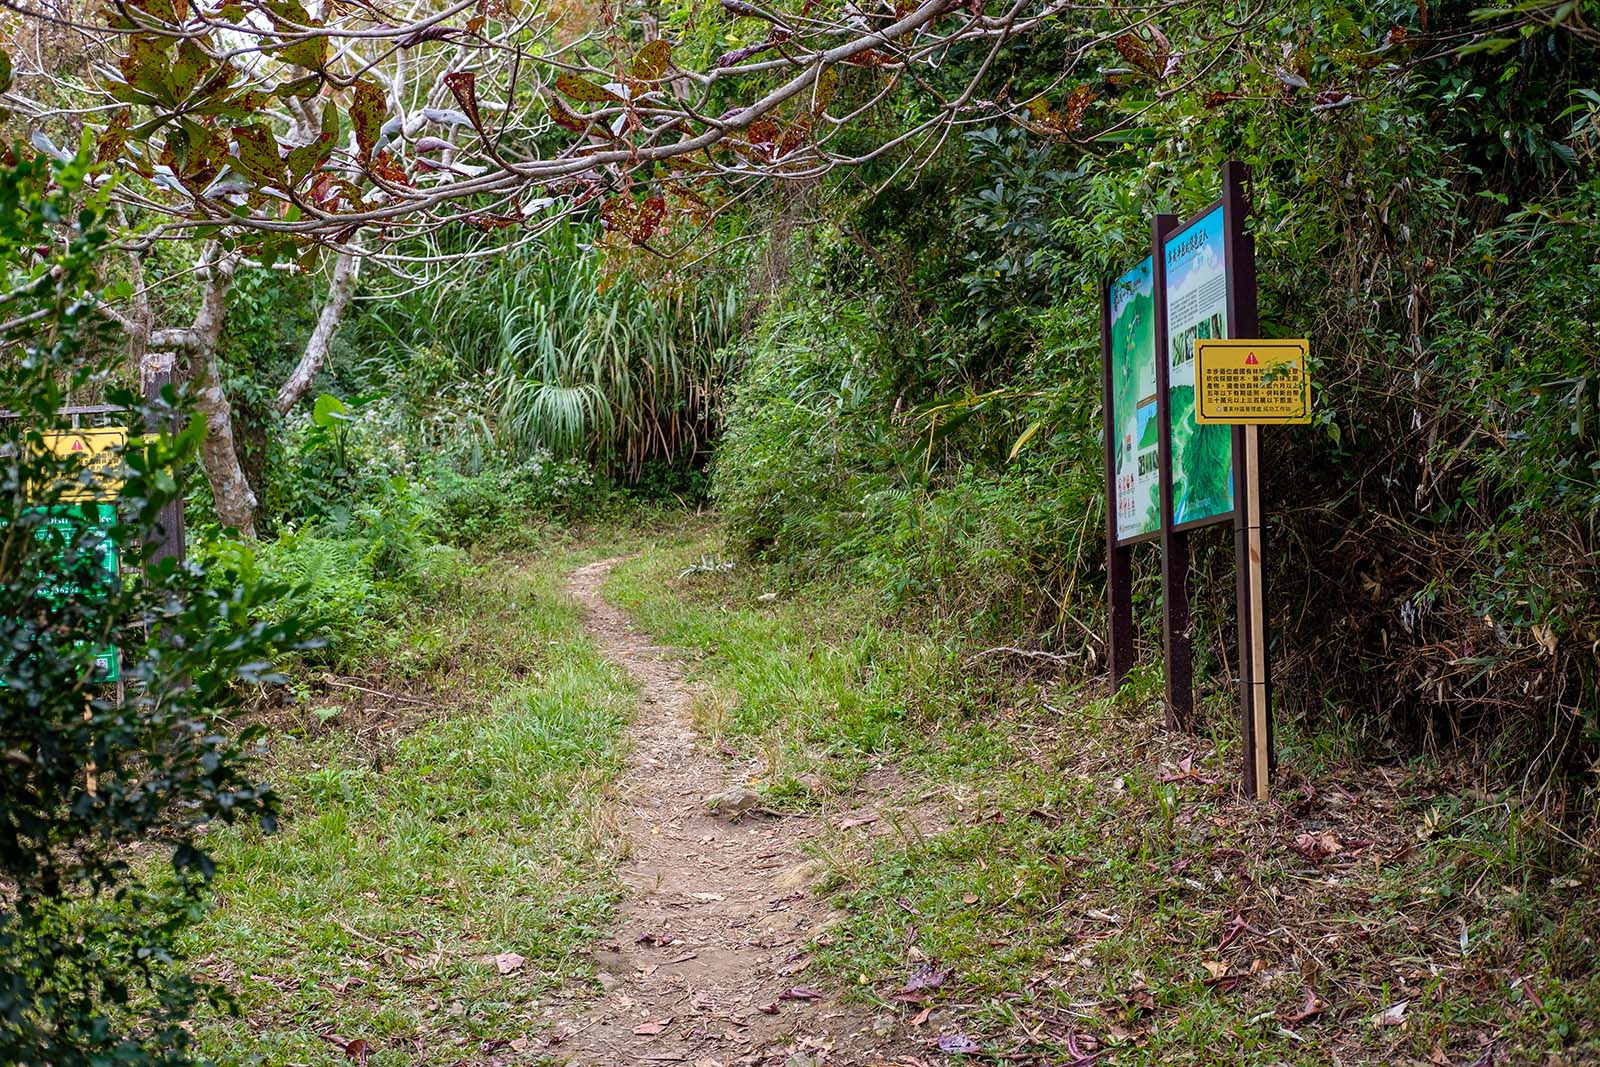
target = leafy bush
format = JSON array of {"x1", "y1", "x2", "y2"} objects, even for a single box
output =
[{"x1": 0, "y1": 146, "x2": 298, "y2": 1065}]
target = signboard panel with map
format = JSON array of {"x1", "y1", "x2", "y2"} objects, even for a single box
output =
[
  {"x1": 1162, "y1": 205, "x2": 1235, "y2": 528},
  {"x1": 1109, "y1": 257, "x2": 1159, "y2": 543}
]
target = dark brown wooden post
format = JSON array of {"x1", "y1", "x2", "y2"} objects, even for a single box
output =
[
  {"x1": 1152, "y1": 212, "x2": 1192, "y2": 729},
  {"x1": 1100, "y1": 280, "x2": 1135, "y2": 693},
  {"x1": 1222, "y1": 160, "x2": 1273, "y2": 795},
  {"x1": 140, "y1": 353, "x2": 186, "y2": 564}
]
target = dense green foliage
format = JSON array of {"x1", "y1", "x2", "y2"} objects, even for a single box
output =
[
  {"x1": 714, "y1": 4, "x2": 1600, "y2": 780},
  {"x1": 0, "y1": 148, "x2": 296, "y2": 1065}
]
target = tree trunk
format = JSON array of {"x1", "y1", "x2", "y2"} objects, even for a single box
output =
[
  {"x1": 275, "y1": 247, "x2": 360, "y2": 415},
  {"x1": 185, "y1": 249, "x2": 258, "y2": 539}
]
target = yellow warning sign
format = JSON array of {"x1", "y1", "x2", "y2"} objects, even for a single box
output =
[
  {"x1": 1194, "y1": 340, "x2": 1311, "y2": 425},
  {"x1": 37, "y1": 427, "x2": 128, "y2": 501}
]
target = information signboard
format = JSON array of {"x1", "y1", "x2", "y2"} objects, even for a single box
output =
[
  {"x1": 1108, "y1": 257, "x2": 1159, "y2": 543},
  {"x1": 1162, "y1": 206, "x2": 1234, "y2": 527},
  {"x1": 30, "y1": 428, "x2": 126, "y2": 683},
  {"x1": 1195, "y1": 340, "x2": 1311, "y2": 424}
]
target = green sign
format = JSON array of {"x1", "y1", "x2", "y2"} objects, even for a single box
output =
[
  {"x1": 28, "y1": 503, "x2": 121, "y2": 683},
  {"x1": 1110, "y1": 256, "x2": 1159, "y2": 542},
  {"x1": 1163, "y1": 206, "x2": 1234, "y2": 526}
]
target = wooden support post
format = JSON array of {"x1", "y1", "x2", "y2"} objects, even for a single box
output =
[
  {"x1": 1100, "y1": 280, "x2": 1135, "y2": 693},
  {"x1": 140, "y1": 353, "x2": 186, "y2": 564},
  {"x1": 1152, "y1": 212, "x2": 1193, "y2": 729},
  {"x1": 1222, "y1": 161, "x2": 1274, "y2": 797}
]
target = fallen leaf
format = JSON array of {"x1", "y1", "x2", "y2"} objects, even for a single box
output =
[
  {"x1": 937, "y1": 1033, "x2": 981, "y2": 1054},
  {"x1": 779, "y1": 986, "x2": 823, "y2": 1000},
  {"x1": 1123, "y1": 982, "x2": 1156, "y2": 1014},
  {"x1": 494, "y1": 952, "x2": 525, "y2": 974},
  {"x1": 898, "y1": 963, "x2": 949, "y2": 995},
  {"x1": 1202, "y1": 960, "x2": 1229, "y2": 981},
  {"x1": 632, "y1": 1018, "x2": 673, "y2": 1035},
  {"x1": 910, "y1": 1005, "x2": 932, "y2": 1026},
  {"x1": 1284, "y1": 989, "x2": 1326, "y2": 1024},
  {"x1": 838, "y1": 814, "x2": 879, "y2": 830},
  {"x1": 1290, "y1": 829, "x2": 1343, "y2": 860},
  {"x1": 1373, "y1": 999, "x2": 1408, "y2": 1029},
  {"x1": 961, "y1": 893, "x2": 980, "y2": 906}
]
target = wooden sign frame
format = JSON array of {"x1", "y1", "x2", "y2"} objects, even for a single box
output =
[{"x1": 1099, "y1": 161, "x2": 1275, "y2": 797}]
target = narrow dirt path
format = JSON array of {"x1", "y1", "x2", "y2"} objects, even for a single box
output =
[{"x1": 551, "y1": 558, "x2": 903, "y2": 1067}]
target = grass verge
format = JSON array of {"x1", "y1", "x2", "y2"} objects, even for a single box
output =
[
  {"x1": 605, "y1": 528, "x2": 1600, "y2": 1067},
  {"x1": 183, "y1": 538, "x2": 635, "y2": 1066}
]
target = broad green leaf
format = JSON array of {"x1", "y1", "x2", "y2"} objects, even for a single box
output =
[
  {"x1": 286, "y1": 131, "x2": 333, "y2": 183},
  {"x1": 167, "y1": 38, "x2": 214, "y2": 100},
  {"x1": 278, "y1": 73, "x2": 324, "y2": 98},
  {"x1": 311, "y1": 393, "x2": 349, "y2": 427}
]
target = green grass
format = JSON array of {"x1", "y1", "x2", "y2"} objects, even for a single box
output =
[
  {"x1": 604, "y1": 528, "x2": 1600, "y2": 1067},
  {"x1": 183, "y1": 539, "x2": 637, "y2": 1066}
]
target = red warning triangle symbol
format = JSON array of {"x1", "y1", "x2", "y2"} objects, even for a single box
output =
[
  {"x1": 71, "y1": 439, "x2": 86, "y2": 451},
  {"x1": 1245, "y1": 351, "x2": 1259, "y2": 365}
]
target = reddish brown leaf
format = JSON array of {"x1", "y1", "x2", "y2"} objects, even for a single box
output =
[
  {"x1": 554, "y1": 73, "x2": 622, "y2": 104},
  {"x1": 350, "y1": 80, "x2": 384, "y2": 161},
  {"x1": 631, "y1": 39, "x2": 672, "y2": 81},
  {"x1": 547, "y1": 95, "x2": 588, "y2": 133},
  {"x1": 1284, "y1": 989, "x2": 1326, "y2": 1024},
  {"x1": 1115, "y1": 33, "x2": 1157, "y2": 76},
  {"x1": 745, "y1": 117, "x2": 778, "y2": 147},
  {"x1": 96, "y1": 109, "x2": 132, "y2": 164},
  {"x1": 778, "y1": 986, "x2": 823, "y2": 1000},
  {"x1": 444, "y1": 71, "x2": 488, "y2": 135},
  {"x1": 632, "y1": 1018, "x2": 672, "y2": 1035},
  {"x1": 368, "y1": 148, "x2": 411, "y2": 187},
  {"x1": 231, "y1": 123, "x2": 285, "y2": 185}
]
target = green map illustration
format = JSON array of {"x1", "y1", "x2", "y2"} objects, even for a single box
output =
[
  {"x1": 1109, "y1": 258, "x2": 1159, "y2": 541},
  {"x1": 1164, "y1": 207, "x2": 1235, "y2": 525}
]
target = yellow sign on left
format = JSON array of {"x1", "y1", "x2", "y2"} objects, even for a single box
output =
[{"x1": 38, "y1": 427, "x2": 128, "y2": 501}]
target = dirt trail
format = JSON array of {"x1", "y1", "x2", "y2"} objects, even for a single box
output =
[{"x1": 553, "y1": 558, "x2": 904, "y2": 1067}]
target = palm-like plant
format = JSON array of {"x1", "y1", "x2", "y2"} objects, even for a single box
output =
[
  {"x1": 355, "y1": 225, "x2": 741, "y2": 478},
  {"x1": 487, "y1": 229, "x2": 741, "y2": 475}
]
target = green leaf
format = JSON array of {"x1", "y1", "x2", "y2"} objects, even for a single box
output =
[
  {"x1": 311, "y1": 393, "x2": 349, "y2": 428},
  {"x1": 277, "y1": 73, "x2": 324, "y2": 98},
  {"x1": 167, "y1": 38, "x2": 215, "y2": 100},
  {"x1": 274, "y1": 35, "x2": 327, "y2": 71}
]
